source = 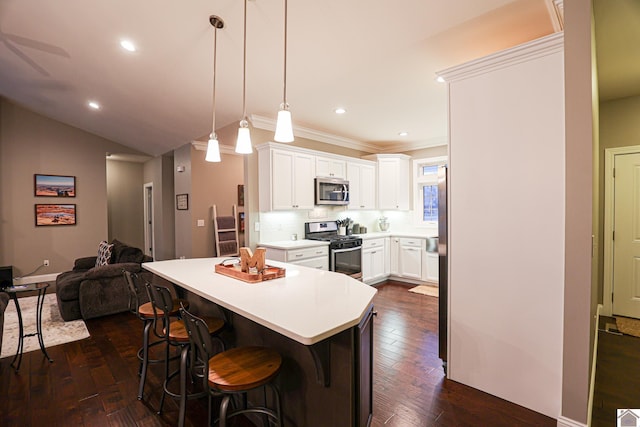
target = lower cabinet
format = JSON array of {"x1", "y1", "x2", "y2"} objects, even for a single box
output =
[
  {"x1": 423, "y1": 251, "x2": 439, "y2": 282},
  {"x1": 389, "y1": 237, "x2": 427, "y2": 281},
  {"x1": 354, "y1": 304, "x2": 374, "y2": 427},
  {"x1": 399, "y1": 238, "x2": 423, "y2": 280},
  {"x1": 361, "y1": 238, "x2": 387, "y2": 284},
  {"x1": 265, "y1": 245, "x2": 329, "y2": 270}
]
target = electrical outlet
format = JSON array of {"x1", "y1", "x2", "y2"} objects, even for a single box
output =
[{"x1": 44, "y1": 259, "x2": 50, "y2": 266}]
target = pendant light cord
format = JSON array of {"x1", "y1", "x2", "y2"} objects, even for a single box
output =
[
  {"x1": 282, "y1": 0, "x2": 288, "y2": 105},
  {"x1": 242, "y1": 0, "x2": 248, "y2": 121},
  {"x1": 212, "y1": 26, "x2": 218, "y2": 134}
]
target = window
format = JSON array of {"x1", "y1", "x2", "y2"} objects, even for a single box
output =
[{"x1": 413, "y1": 157, "x2": 446, "y2": 227}]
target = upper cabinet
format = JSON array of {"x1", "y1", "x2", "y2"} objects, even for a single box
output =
[
  {"x1": 347, "y1": 161, "x2": 376, "y2": 210},
  {"x1": 258, "y1": 145, "x2": 316, "y2": 211},
  {"x1": 316, "y1": 156, "x2": 346, "y2": 179},
  {"x1": 365, "y1": 154, "x2": 410, "y2": 210}
]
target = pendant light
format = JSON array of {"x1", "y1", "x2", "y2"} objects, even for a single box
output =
[
  {"x1": 206, "y1": 15, "x2": 225, "y2": 162},
  {"x1": 274, "y1": 0, "x2": 294, "y2": 143},
  {"x1": 235, "y1": 0, "x2": 253, "y2": 154}
]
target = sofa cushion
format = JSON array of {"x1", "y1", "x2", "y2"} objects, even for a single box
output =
[
  {"x1": 96, "y1": 241, "x2": 114, "y2": 267},
  {"x1": 111, "y1": 239, "x2": 145, "y2": 264},
  {"x1": 73, "y1": 256, "x2": 98, "y2": 271},
  {"x1": 56, "y1": 270, "x2": 87, "y2": 301}
]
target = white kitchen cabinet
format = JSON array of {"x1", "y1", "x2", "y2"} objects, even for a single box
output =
[
  {"x1": 389, "y1": 237, "x2": 425, "y2": 280},
  {"x1": 389, "y1": 237, "x2": 400, "y2": 276},
  {"x1": 316, "y1": 156, "x2": 346, "y2": 179},
  {"x1": 399, "y1": 238, "x2": 423, "y2": 280},
  {"x1": 258, "y1": 146, "x2": 316, "y2": 211},
  {"x1": 423, "y1": 251, "x2": 439, "y2": 282},
  {"x1": 361, "y1": 238, "x2": 386, "y2": 284},
  {"x1": 265, "y1": 245, "x2": 329, "y2": 270},
  {"x1": 347, "y1": 161, "x2": 376, "y2": 210},
  {"x1": 365, "y1": 154, "x2": 410, "y2": 210}
]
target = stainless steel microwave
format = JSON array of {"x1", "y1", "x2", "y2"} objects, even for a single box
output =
[{"x1": 315, "y1": 177, "x2": 349, "y2": 205}]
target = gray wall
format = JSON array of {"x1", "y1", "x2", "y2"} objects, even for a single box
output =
[
  {"x1": 143, "y1": 154, "x2": 176, "y2": 261},
  {"x1": 107, "y1": 159, "x2": 144, "y2": 249},
  {"x1": 0, "y1": 98, "x2": 143, "y2": 275}
]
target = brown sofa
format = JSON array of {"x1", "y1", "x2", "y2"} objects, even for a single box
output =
[{"x1": 55, "y1": 240, "x2": 153, "y2": 321}]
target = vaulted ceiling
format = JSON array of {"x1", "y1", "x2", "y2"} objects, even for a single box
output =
[{"x1": 0, "y1": 0, "x2": 556, "y2": 157}]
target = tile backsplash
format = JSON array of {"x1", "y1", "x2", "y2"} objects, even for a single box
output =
[{"x1": 258, "y1": 207, "x2": 432, "y2": 242}]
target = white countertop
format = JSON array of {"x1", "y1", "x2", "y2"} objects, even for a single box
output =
[
  {"x1": 258, "y1": 240, "x2": 329, "y2": 250},
  {"x1": 356, "y1": 231, "x2": 438, "y2": 239},
  {"x1": 143, "y1": 257, "x2": 376, "y2": 345}
]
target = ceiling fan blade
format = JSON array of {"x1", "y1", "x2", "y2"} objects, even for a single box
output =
[
  {"x1": 4, "y1": 33, "x2": 70, "y2": 57},
  {"x1": 3, "y1": 40, "x2": 50, "y2": 76}
]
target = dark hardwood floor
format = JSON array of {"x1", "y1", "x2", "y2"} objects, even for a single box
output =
[
  {"x1": 591, "y1": 320, "x2": 640, "y2": 427},
  {"x1": 0, "y1": 281, "x2": 557, "y2": 426}
]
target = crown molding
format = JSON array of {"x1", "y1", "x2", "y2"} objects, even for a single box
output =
[
  {"x1": 251, "y1": 114, "x2": 448, "y2": 154},
  {"x1": 376, "y1": 136, "x2": 448, "y2": 153},
  {"x1": 437, "y1": 32, "x2": 564, "y2": 83},
  {"x1": 191, "y1": 141, "x2": 239, "y2": 156},
  {"x1": 250, "y1": 114, "x2": 381, "y2": 153},
  {"x1": 546, "y1": 0, "x2": 564, "y2": 32}
]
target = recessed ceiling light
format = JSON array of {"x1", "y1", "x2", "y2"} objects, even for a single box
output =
[
  {"x1": 398, "y1": 131, "x2": 409, "y2": 137},
  {"x1": 88, "y1": 101, "x2": 101, "y2": 110},
  {"x1": 436, "y1": 76, "x2": 445, "y2": 83},
  {"x1": 120, "y1": 39, "x2": 136, "y2": 52},
  {"x1": 334, "y1": 107, "x2": 346, "y2": 115}
]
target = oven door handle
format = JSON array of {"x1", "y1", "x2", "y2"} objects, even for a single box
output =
[{"x1": 332, "y1": 246, "x2": 361, "y2": 254}]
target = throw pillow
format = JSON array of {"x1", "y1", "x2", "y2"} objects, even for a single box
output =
[{"x1": 96, "y1": 240, "x2": 114, "y2": 267}]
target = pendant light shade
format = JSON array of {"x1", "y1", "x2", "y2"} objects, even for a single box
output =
[
  {"x1": 236, "y1": 120, "x2": 253, "y2": 154},
  {"x1": 274, "y1": 105, "x2": 293, "y2": 142},
  {"x1": 205, "y1": 134, "x2": 221, "y2": 162},
  {"x1": 206, "y1": 15, "x2": 224, "y2": 163},
  {"x1": 235, "y1": 0, "x2": 253, "y2": 154},
  {"x1": 274, "y1": 0, "x2": 294, "y2": 143}
]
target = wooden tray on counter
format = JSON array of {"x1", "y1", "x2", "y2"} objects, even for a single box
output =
[{"x1": 214, "y1": 263, "x2": 286, "y2": 283}]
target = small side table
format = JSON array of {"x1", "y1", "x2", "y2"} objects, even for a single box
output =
[{"x1": 5, "y1": 283, "x2": 53, "y2": 371}]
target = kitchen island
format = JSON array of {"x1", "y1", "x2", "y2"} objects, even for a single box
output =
[{"x1": 143, "y1": 257, "x2": 376, "y2": 427}]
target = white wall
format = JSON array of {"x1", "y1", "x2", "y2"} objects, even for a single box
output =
[{"x1": 441, "y1": 33, "x2": 565, "y2": 418}]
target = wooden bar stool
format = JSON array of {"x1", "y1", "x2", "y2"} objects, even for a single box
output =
[
  {"x1": 146, "y1": 283, "x2": 226, "y2": 427},
  {"x1": 180, "y1": 307, "x2": 283, "y2": 427},
  {"x1": 124, "y1": 271, "x2": 189, "y2": 401}
]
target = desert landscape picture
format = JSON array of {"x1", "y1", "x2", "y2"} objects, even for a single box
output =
[
  {"x1": 35, "y1": 204, "x2": 76, "y2": 226},
  {"x1": 35, "y1": 174, "x2": 75, "y2": 197}
]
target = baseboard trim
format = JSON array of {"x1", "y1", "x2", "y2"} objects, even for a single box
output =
[
  {"x1": 586, "y1": 303, "x2": 603, "y2": 424},
  {"x1": 13, "y1": 273, "x2": 61, "y2": 285},
  {"x1": 557, "y1": 415, "x2": 587, "y2": 427}
]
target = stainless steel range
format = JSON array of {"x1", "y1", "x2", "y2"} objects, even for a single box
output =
[{"x1": 304, "y1": 221, "x2": 362, "y2": 280}]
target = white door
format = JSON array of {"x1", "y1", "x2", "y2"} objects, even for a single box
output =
[{"x1": 613, "y1": 153, "x2": 640, "y2": 318}]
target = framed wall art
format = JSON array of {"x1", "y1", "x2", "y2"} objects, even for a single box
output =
[
  {"x1": 34, "y1": 174, "x2": 76, "y2": 197},
  {"x1": 176, "y1": 193, "x2": 189, "y2": 210},
  {"x1": 35, "y1": 204, "x2": 77, "y2": 226},
  {"x1": 238, "y1": 184, "x2": 244, "y2": 206}
]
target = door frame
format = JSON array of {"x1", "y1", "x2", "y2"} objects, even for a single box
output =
[
  {"x1": 143, "y1": 182, "x2": 155, "y2": 259},
  {"x1": 603, "y1": 145, "x2": 640, "y2": 316}
]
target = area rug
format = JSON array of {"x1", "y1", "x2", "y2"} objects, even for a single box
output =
[
  {"x1": 614, "y1": 316, "x2": 640, "y2": 338},
  {"x1": 408, "y1": 285, "x2": 439, "y2": 297},
  {"x1": 1, "y1": 294, "x2": 90, "y2": 359}
]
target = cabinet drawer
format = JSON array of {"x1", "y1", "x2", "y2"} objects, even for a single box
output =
[
  {"x1": 291, "y1": 256, "x2": 329, "y2": 270},
  {"x1": 287, "y1": 246, "x2": 328, "y2": 261},
  {"x1": 362, "y1": 238, "x2": 385, "y2": 250},
  {"x1": 399, "y1": 238, "x2": 424, "y2": 248}
]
